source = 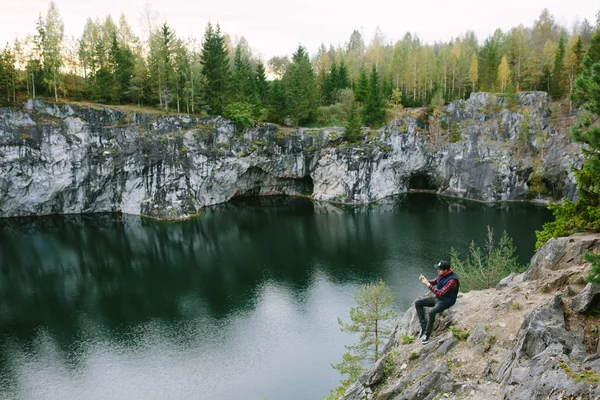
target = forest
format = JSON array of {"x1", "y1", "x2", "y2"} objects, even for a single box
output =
[{"x1": 0, "y1": 3, "x2": 599, "y2": 128}]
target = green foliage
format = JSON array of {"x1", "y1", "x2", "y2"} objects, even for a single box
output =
[
  {"x1": 344, "y1": 100, "x2": 362, "y2": 143},
  {"x1": 362, "y1": 66, "x2": 386, "y2": 128},
  {"x1": 401, "y1": 335, "x2": 415, "y2": 344},
  {"x1": 551, "y1": 34, "x2": 566, "y2": 98},
  {"x1": 284, "y1": 45, "x2": 318, "y2": 126},
  {"x1": 200, "y1": 23, "x2": 230, "y2": 115},
  {"x1": 517, "y1": 107, "x2": 531, "y2": 152},
  {"x1": 266, "y1": 79, "x2": 287, "y2": 124},
  {"x1": 429, "y1": 87, "x2": 444, "y2": 116},
  {"x1": 583, "y1": 251, "x2": 600, "y2": 285},
  {"x1": 354, "y1": 68, "x2": 368, "y2": 104},
  {"x1": 528, "y1": 172, "x2": 547, "y2": 198},
  {"x1": 450, "y1": 121, "x2": 460, "y2": 143},
  {"x1": 230, "y1": 45, "x2": 259, "y2": 116},
  {"x1": 223, "y1": 102, "x2": 254, "y2": 130},
  {"x1": 0, "y1": 46, "x2": 17, "y2": 105},
  {"x1": 450, "y1": 326, "x2": 470, "y2": 340},
  {"x1": 331, "y1": 281, "x2": 397, "y2": 392},
  {"x1": 451, "y1": 226, "x2": 523, "y2": 292},
  {"x1": 255, "y1": 61, "x2": 269, "y2": 108},
  {"x1": 536, "y1": 52, "x2": 600, "y2": 248},
  {"x1": 558, "y1": 358, "x2": 600, "y2": 384}
]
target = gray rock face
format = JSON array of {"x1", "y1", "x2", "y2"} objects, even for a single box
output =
[
  {"x1": 494, "y1": 295, "x2": 600, "y2": 399},
  {"x1": 525, "y1": 233, "x2": 600, "y2": 280},
  {"x1": 570, "y1": 283, "x2": 600, "y2": 313},
  {"x1": 0, "y1": 93, "x2": 580, "y2": 218}
]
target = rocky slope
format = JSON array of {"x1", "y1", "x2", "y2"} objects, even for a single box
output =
[
  {"x1": 341, "y1": 233, "x2": 600, "y2": 400},
  {"x1": 0, "y1": 92, "x2": 580, "y2": 218}
]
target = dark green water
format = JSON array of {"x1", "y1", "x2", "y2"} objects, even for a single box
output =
[{"x1": 0, "y1": 194, "x2": 551, "y2": 400}]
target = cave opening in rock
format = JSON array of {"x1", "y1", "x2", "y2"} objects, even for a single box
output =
[
  {"x1": 408, "y1": 173, "x2": 439, "y2": 191},
  {"x1": 231, "y1": 167, "x2": 315, "y2": 199},
  {"x1": 300, "y1": 175, "x2": 314, "y2": 195}
]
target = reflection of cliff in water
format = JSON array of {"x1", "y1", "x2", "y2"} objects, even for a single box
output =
[
  {"x1": 0, "y1": 194, "x2": 551, "y2": 346},
  {"x1": 0, "y1": 198, "x2": 393, "y2": 341}
]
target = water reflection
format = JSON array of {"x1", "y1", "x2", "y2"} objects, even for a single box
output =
[{"x1": 0, "y1": 194, "x2": 552, "y2": 399}]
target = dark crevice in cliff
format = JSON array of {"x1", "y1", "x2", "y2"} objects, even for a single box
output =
[
  {"x1": 232, "y1": 167, "x2": 314, "y2": 198},
  {"x1": 408, "y1": 173, "x2": 439, "y2": 191}
]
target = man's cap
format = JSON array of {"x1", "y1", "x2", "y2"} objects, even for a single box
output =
[{"x1": 435, "y1": 260, "x2": 451, "y2": 270}]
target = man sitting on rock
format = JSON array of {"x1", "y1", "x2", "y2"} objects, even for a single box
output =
[{"x1": 415, "y1": 260, "x2": 460, "y2": 344}]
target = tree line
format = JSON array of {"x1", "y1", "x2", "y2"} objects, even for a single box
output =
[{"x1": 0, "y1": 3, "x2": 599, "y2": 129}]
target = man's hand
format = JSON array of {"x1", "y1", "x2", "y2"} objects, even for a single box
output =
[{"x1": 419, "y1": 274, "x2": 429, "y2": 286}]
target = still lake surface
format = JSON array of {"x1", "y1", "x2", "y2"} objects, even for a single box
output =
[{"x1": 0, "y1": 194, "x2": 551, "y2": 400}]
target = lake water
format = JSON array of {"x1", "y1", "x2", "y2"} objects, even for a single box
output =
[{"x1": 0, "y1": 194, "x2": 552, "y2": 400}]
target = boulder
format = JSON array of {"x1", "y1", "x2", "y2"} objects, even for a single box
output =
[
  {"x1": 494, "y1": 295, "x2": 597, "y2": 399},
  {"x1": 525, "y1": 233, "x2": 600, "y2": 281},
  {"x1": 570, "y1": 282, "x2": 600, "y2": 313}
]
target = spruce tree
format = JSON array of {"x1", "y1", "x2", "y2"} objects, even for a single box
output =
[
  {"x1": 354, "y1": 68, "x2": 368, "y2": 103},
  {"x1": 267, "y1": 79, "x2": 287, "y2": 123},
  {"x1": 551, "y1": 35, "x2": 566, "y2": 98},
  {"x1": 284, "y1": 45, "x2": 318, "y2": 125},
  {"x1": 323, "y1": 61, "x2": 337, "y2": 104},
  {"x1": 336, "y1": 60, "x2": 350, "y2": 91},
  {"x1": 362, "y1": 65, "x2": 386, "y2": 127},
  {"x1": 344, "y1": 99, "x2": 362, "y2": 143},
  {"x1": 200, "y1": 23, "x2": 230, "y2": 116},
  {"x1": 255, "y1": 61, "x2": 269, "y2": 108}
]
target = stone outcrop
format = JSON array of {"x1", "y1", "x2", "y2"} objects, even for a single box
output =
[
  {"x1": 340, "y1": 233, "x2": 600, "y2": 400},
  {"x1": 0, "y1": 92, "x2": 580, "y2": 218}
]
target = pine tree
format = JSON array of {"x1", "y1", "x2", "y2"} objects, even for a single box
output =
[
  {"x1": 0, "y1": 46, "x2": 16, "y2": 104},
  {"x1": 517, "y1": 107, "x2": 531, "y2": 153},
  {"x1": 354, "y1": 68, "x2": 369, "y2": 103},
  {"x1": 332, "y1": 281, "x2": 396, "y2": 389},
  {"x1": 267, "y1": 79, "x2": 287, "y2": 123},
  {"x1": 323, "y1": 60, "x2": 337, "y2": 104},
  {"x1": 480, "y1": 32, "x2": 500, "y2": 92},
  {"x1": 200, "y1": 23, "x2": 230, "y2": 116},
  {"x1": 337, "y1": 60, "x2": 350, "y2": 91},
  {"x1": 588, "y1": 30, "x2": 600, "y2": 65},
  {"x1": 255, "y1": 61, "x2": 269, "y2": 108},
  {"x1": 362, "y1": 65, "x2": 386, "y2": 127},
  {"x1": 551, "y1": 35, "x2": 566, "y2": 98},
  {"x1": 284, "y1": 45, "x2": 318, "y2": 125},
  {"x1": 344, "y1": 99, "x2": 362, "y2": 143}
]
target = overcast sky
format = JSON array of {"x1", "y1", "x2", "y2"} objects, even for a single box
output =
[{"x1": 0, "y1": 0, "x2": 598, "y2": 60}]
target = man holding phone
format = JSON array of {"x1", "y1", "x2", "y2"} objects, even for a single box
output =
[{"x1": 415, "y1": 260, "x2": 460, "y2": 344}]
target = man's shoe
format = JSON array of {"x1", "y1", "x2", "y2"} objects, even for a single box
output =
[{"x1": 421, "y1": 334, "x2": 429, "y2": 344}]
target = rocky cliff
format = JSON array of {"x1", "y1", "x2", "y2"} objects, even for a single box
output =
[
  {"x1": 0, "y1": 92, "x2": 580, "y2": 218},
  {"x1": 341, "y1": 233, "x2": 600, "y2": 400}
]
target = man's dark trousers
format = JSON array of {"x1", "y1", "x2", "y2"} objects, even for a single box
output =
[{"x1": 415, "y1": 297, "x2": 450, "y2": 336}]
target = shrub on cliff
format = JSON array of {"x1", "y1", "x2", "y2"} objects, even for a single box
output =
[
  {"x1": 451, "y1": 226, "x2": 523, "y2": 292},
  {"x1": 535, "y1": 53, "x2": 600, "y2": 249},
  {"x1": 584, "y1": 251, "x2": 600, "y2": 285},
  {"x1": 223, "y1": 102, "x2": 254, "y2": 130}
]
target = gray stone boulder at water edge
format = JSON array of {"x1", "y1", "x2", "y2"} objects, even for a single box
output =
[{"x1": 0, "y1": 93, "x2": 580, "y2": 219}]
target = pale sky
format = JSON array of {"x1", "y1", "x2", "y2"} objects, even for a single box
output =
[{"x1": 0, "y1": 0, "x2": 598, "y2": 60}]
